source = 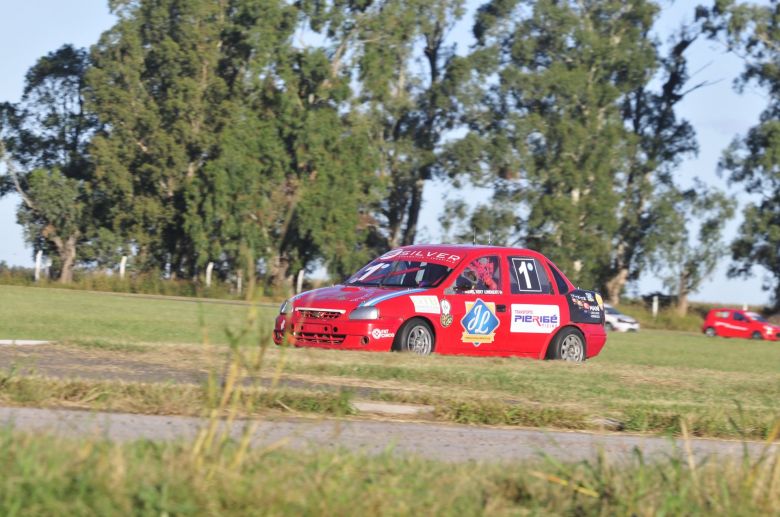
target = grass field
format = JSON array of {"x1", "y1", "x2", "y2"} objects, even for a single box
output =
[
  {"x1": 1, "y1": 285, "x2": 779, "y2": 439},
  {"x1": 1, "y1": 430, "x2": 778, "y2": 516},
  {"x1": 0, "y1": 285, "x2": 257, "y2": 344}
]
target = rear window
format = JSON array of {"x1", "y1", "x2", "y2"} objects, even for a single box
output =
[{"x1": 548, "y1": 263, "x2": 570, "y2": 295}]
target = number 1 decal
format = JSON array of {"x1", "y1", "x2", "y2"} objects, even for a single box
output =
[
  {"x1": 511, "y1": 258, "x2": 542, "y2": 292},
  {"x1": 358, "y1": 263, "x2": 389, "y2": 281}
]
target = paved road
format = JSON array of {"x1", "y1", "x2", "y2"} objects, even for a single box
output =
[{"x1": 1, "y1": 406, "x2": 775, "y2": 463}]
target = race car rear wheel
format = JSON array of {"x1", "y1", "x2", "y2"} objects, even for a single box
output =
[
  {"x1": 704, "y1": 327, "x2": 716, "y2": 337},
  {"x1": 395, "y1": 318, "x2": 434, "y2": 355},
  {"x1": 548, "y1": 327, "x2": 585, "y2": 362}
]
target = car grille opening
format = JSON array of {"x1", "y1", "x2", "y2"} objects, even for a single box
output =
[
  {"x1": 295, "y1": 332, "x2": 346, "y2": 345},
  {"x1": 297, "y1": 309, "x2": 342, "y2": 320}
]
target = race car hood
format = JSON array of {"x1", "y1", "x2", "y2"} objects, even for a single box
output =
[{"x1": 291, "y1": 285, "x2": 426, "y2": 311}]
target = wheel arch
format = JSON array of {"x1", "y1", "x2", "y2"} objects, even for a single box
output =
[
  {"x1": 391, "y1": 316, "x2": 437, "y2": 352},
  {"x1": 542, "y1": 324, "x2": 587, "y2": 360}
]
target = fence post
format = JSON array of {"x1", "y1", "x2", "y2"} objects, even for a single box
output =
[
  {"x1": 205, "y1": 262, "x2": 214, "y2": 288},
  {"x1": 652, "y1": 295, "x2": 659, "y2": 320},
  {"x1": 34, "y1": 250, "x2": 42, "y2": 282},
  {"x1": 236, "y1": 269, "x2": 243, "y2": 296},
  {"x1": 119, "y1": 256, "x2": 127, "y2": 279}
]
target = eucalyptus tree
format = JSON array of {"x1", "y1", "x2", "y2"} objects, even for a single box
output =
[
  {"x1": 87, "y1": 0, "x2": 380, "y2": 290},
  {"x1": 604, "y1": 26, "x2": 703, "y2": 304},
  {"x1": 0, "y1": 45, "x2": 98, "y2": 282},
  {"x1": 87, "y1": 0, "x2": 241, "y2": 277},
  {"x1": 449, "y1": 0, "x2": 659, "y2": 289},
  {"x1": 651, "y1": 182, "x2": 735, "y2": 315},
  {"x1": 299, "y1": 0, "x2": 467, "y2": 250},
  {"x1": 700, "y1": 0, "x2": 780, "y2": 308}
]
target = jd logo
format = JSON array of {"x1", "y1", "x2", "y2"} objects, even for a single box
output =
[{"x1": 461, "y1": 299, "x2": 499, "y2": 346}]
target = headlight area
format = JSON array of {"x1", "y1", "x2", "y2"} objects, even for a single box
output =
[
  {"x1": 279, "y1": 299, "x2": 293, "y2": 315},
  {"x1": 349, "y1": 306, "x2": 380, "y2": 320}
]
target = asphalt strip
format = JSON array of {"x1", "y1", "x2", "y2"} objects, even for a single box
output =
[
  {"x1": 0, "y1": 406, "x2": 776, "y2": 463},
  {"x1": 0, "y1": 340, "x2": 50, "y2": 346}
]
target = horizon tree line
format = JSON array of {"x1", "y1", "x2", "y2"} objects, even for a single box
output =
[{"x1": 0, "y1": 0, "x2": 778, "y2": 313}]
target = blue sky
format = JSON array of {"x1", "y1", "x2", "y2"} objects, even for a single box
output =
[{"x1": 0, "y1": 1, "x2": 772, "y2": 305}]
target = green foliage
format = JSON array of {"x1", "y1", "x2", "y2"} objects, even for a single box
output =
[
  {"x1": 448, "y1": 0, "x2": 661, "y2": 290},
  {"x1": 651, "y1": 181, "x2": 736, "y2": 312},
  {"x1": 701, "y1": 1, "x2": 780, "y2": 308},
  {"x1": 87, "y1": 0, "x2": 381, "y2": 291},
  {"x1": 0, "y1": 45, "x2": 98, "y2": 282}
]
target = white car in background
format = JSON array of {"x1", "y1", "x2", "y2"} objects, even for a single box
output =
[{"x1": 604, "y1": 304, "x2": 640, "y2": 332}]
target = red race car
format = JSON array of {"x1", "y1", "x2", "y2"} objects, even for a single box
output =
[
  {"x1": 273, "y1": 245, "x2": 607, "y2": 361},
  {"x1": 702, "y1": 308, "x2": 780, "y2": 341}
]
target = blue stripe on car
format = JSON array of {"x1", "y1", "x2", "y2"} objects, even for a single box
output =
[{"x1": 359, "y1": 288, "x2": 428, "y2": 307}]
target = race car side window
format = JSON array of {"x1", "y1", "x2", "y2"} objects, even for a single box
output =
[
  {"x1": 508, "y1": 257, "x2": 553, "y2": 294},
  {"x1": 452, "y1": 255, "x2": 502, "y2": 294},
  {"x1": 548, "y1": 263, "x2": 570, "y2": 295},
  {"x1": 733, "y1": 312, "x2": 746, "y2": 322}
]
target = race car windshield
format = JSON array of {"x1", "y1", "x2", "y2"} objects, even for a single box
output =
[{"x1": 346, "y1": 260, "x2": 453, "y2": 288}]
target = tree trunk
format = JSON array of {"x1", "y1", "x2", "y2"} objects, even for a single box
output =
[
  {"x1": 58, "y1": 235, "x2": 78, "y2": 284},
  {"x1": 604, "y1": 267, "x2": 629, "y2": 305},
  {"x1": 268, "y1": 252, "x2": 291, "y2": 292},
  {"x1": 676, "y1": 270, "x2": 689, "y2": 317},
  {"x1": 401, "y1": 177, "x2": 425, "y2": 246}
]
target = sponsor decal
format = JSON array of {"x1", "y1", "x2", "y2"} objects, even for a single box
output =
[
  {"x1": 410, "y1": 295, "x2": 440, "y2": 314},
  {"x1": 461, "y1": 289, "x2": 503, "y2": 295},
  {"x1": 568, "y1": 289, "x2": 603, "y2": 324},
  {"x1": 460, "y1": 299, "x2": 500, "y2": 346},
  {"x1": 440, "y1": 299, "x2": 453, "y2": 328},
  {"x1": 379, "y1": 249, "x2": 461, "y2": 264},
  {"x1": 510, "y1": 305, "x2": 560, "y2": 334},
  {"x1": 371, "y1": 328, "x2": 395, "y2": 340}
]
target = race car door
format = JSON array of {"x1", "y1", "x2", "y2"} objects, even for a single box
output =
[
  {"x1": 729, "y1": 311, "x2": 752, "y2": 338},
  {"x1": 504, "y1": 256, "x2": 563, "y2": 357},
  {"x1": 441, "y1": 254, "x2": 509, "y2": 354}
]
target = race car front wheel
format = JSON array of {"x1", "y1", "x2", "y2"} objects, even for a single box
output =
[
  {"x1": 548, "y1": 328, "x2": 585, "y2": 362},
  {"x1": 395, "y1": 318, "x2": 434, "y2": 355}
]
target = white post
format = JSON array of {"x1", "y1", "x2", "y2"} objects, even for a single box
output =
[
  {"x1": 236, "y1": 269, "x2": 243, "y2": 296},
  {"x1": 296, "y1": 269, "x2": 304, "y2": 294},
  {"x1": 119, "y1": 256, "x2": 127, "y2": 279},
  {"x1": 742, "y1": 303, "x2": 748, "y2": 311},
  {"x1": 652, "y1": 295, "x2": 659, "y2": 320},
  {"x1": 34, "y1": 250, "x2": 42, "y2": 282},
  {"x1": 205, "y1": 262, "x2": 214, "y2": 288}
]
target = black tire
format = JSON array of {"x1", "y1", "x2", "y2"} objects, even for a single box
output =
[
  {"x1": 704, "y1": 327, "x2": 716, "y2": 337},
  {"x1": 547, "y1": 327, "x2": 586, "y2": 362},
  {"x1": 605, "y1": 322, "x2": 614, "y2": 332},
  {"x1": 751, "y1": 331, "x2": 763, "y2": 340},
  {"x1": 393, "y1": 318, "x2": 435, "y2": 355}
]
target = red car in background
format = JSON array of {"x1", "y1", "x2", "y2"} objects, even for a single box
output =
[
  {"x1": 273, "y1": 245, "x2": 607, "y2": 361},
  {"x1": 702, "y1": 308, "x2": 780, "y2": 341}
]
